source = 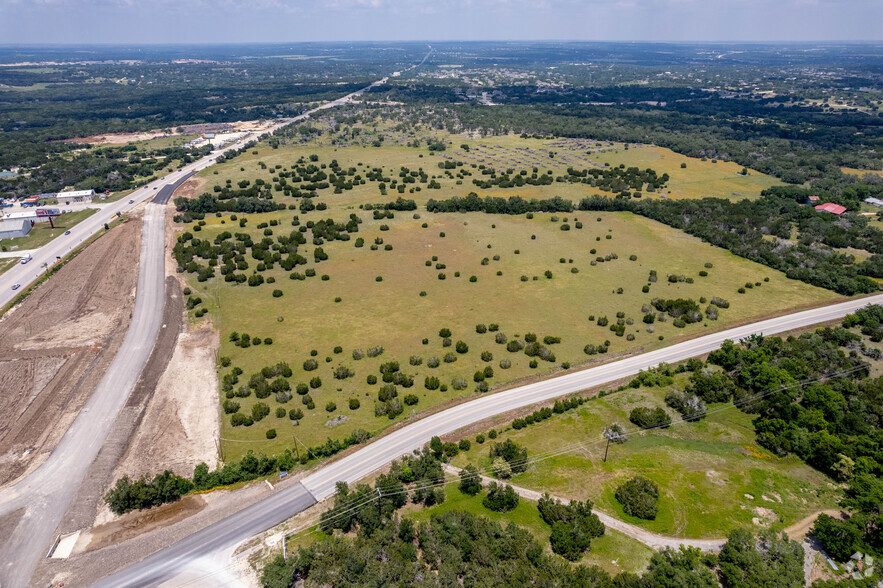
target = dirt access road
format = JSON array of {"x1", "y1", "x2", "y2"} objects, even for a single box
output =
[{"x1": 0, "y1": 216, "x2": 141, "y2": 487}]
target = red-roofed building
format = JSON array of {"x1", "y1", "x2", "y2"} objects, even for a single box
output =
[
  {"x1": 815, "y1": 203, "x2": 847, "y2": 215},
  {"x1": 808, "y1": 196, "x2": 820, "y2": 203}
]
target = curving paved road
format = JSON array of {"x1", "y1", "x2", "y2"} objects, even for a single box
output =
[
  {"x1": 0, "y1": 50, "x2": 434, "y2": 588},
  {"x1": 91, "y1": 293, "x2": 883, "y2": 587}
]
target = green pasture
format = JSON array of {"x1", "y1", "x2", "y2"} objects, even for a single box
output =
[
  {"x1": 450, "y1": 381, "x2": 841, "y2": 539},
  {"x1": 186, "y1": 194, "x2": 838, "y2": 460}
]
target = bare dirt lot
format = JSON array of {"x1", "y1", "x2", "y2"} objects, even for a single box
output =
[
  {"x1": 113, "y1": 324, "x2": 220, "y2": 483},
  {"x1": 83, "y1": 495, "x2": 207, "y2": 553},
  {"x1": 0, "y1": 218, "x2": 141, "y2": 487},
  {"x1": 63, "y1": 120, "x2": 274, "y2": 146}
]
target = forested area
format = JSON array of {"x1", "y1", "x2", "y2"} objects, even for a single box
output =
[
  {"x1": 263, "y1": 511, "x2": 808, "y2": 588},
  {"x1": 383, "y1": 93, "x2": 882, "y2": 186},
  {"x1": 578, "y1": 194, "x2": 883, "y2": 295}
]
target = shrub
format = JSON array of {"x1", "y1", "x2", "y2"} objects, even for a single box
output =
[
  {"x1": 366, "y1": 346, "x2": 384, "y2": 358},
  {"x1": 455, "y1": 340, "x2": 469, "y2": 353},
  {"x1": 303, "y1": 359, "x2": 318, "y2": 371},
  {"x1": 403, "y1": 394, "x2": 419, "y2": 406},
  {"x1": 458, "y1": 464, "x2": 482, "y2": 496},
  {"x1": 629, "y1": 406, "x2": 672, "y2": 429},
  {"x1": 251, "y1": 402, "x2": 270, "y2": 422},
  {"x1": 266, "y1": 429, "x2": 277, "y2": 439},
  {"x1": 495, "y1": 332, "x2": 507, "y2": 344},
  {"x1": 490, "y1": 439, "x2": 529, "y2": 473},
  {"x1": 325, "y1": 402, "x2": 337, "y2": 412},
  {"x1": 476, "y1": 433, "x2": 485, "y2": 444},
  {"x1": 458, "y1": 439, "x2": 471, "y2": 452},
  {"x1": 615, "y1": 476, "x2": 659, "y2": 520},
  {"x1": 665, "y1": 390, "x2": 707, "y2": 421},
  {"x1": 439, "y1": 327, "x2": 452, "y2": 338},
  {"x1": 272, "y1": 289, "x2": 283, "y2": 298},
  {"x1": 443, "y1": 352, "x2": 457, "y2": 363},
  {"x1": 427, "y1": 356, "x2": 440, "y2": 368},
  {"x1": 367, "y1": 374, "x2": 378, "y2": 385},
  {"x1": 483, "y1": 482, "x2": 519, "y2": 512},
  {"x1": 348, "y1": 398, "x2": 360, "y2": 410},
  {"x1": 424, "y1": 376, "x2": 441, "y2": 390},
  {"x1": 288, "y1": 408, "x2": 304, "y2": 421},
  {"x1": 309, "y1": 376, "x2": 322, "y2": 389},
  {"x1": 352, "y1": 349, "x2": 364, "y2": 360}
]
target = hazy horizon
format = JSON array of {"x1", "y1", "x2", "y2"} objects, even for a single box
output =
[{"x1": 0, "y1": 0, "x2": 878, "y2": 45}]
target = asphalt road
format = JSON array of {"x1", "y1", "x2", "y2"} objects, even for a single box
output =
[
  {"x1": 0, "y1": 202, "x2": 168, "y2": 588},
  {"x1": 0, "y1": 51, "x2": 433, "y2": 587},
  {"x1": 90, "y1": 483, "x2": 316, "y2": 588},
  {"x1": 89, "y1": 293, "x2": 883, "y2": 587}
]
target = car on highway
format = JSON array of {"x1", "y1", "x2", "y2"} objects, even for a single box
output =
[
  {"x1": 153, "y1": 186, "x2": 158, "y2": 190},
  {"x1": 64, "y1": 230, "x2": 71, "y2": 235},
  {"x1": 11, "y1": 283, "x2": 20, "y2": 290},
  {"x1": 129, "y1": 199, "x2": 135, "y2": 204}
]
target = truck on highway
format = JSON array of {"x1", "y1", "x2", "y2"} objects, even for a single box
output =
[{"x1": 20, "y1": 253, "x2": 32, "y2": 264}]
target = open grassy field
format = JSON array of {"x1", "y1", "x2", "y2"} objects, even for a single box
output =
[
  {"x1": 205, "y1": 129, "x2": 780, "y2": 209},
  {"x1": 449, "y1": 378, "x2": 841, "y2": 539},
  {"x1": 0, "y1": 208, "x2": 98, "y2": 250},
  {"x1": 589, "y1": 145, "x2": 781, "y2": 199},
  {"x1": 181, "y1": 136, "x2": 840, "y2": 461}
]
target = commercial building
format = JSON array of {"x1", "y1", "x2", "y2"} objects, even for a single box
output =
[
  {"x1": 59, "y1": 189, "x2": 95, "y2": 203},
  {"x1": 0, "y1": 218, "x2": 33, "y2": 240}
]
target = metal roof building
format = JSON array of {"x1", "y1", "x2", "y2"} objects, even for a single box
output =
[
  {"x1": 0, "y1": 218, "x2": 33, "y2": 240},
  {"x1": 815, "y1": 203, "x2": 847, "y2": 215},
  {"x1": 60, "y1": 189, "x2": 95, "y2": 202}
]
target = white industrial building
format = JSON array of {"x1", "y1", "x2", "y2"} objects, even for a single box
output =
[
  {"x1": 59, "y1": 189, "x2": 95, "y2": 203},
  {"x1": 0, "y1": 218, "x2": 33, "y2": 240}
]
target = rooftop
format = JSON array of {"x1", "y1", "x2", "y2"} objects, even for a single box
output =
[{"x1": 815, "y1": 203, "x2": 847, "y2": 215}]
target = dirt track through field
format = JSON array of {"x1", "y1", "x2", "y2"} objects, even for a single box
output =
[{"x1": 0, "y1": 217, "x2": 141, "y2": 487}]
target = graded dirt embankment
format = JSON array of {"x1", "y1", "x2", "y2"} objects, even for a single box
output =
[
  {"x1": 113, "y1": 324, "x2": 220, "y2": 483},
  {"x1": 0, "y1": 217, "x2": 141, "y2": 487}
]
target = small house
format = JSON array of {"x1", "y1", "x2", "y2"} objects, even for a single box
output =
[{"x1": 815, "y1": 203, "x2": 847, "y2": 215}]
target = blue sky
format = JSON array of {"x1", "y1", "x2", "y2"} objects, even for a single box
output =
[{"x1": 0, "y1": 0, "x2": 878, "y2": 44}]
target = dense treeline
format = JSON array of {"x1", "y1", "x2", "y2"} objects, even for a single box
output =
[
  {"x1": 105, "y1": 429, "x2": 369, "y2": 515},
  {"x1": 578, "y1": 194, "x2": 882, "y2": 295},
  {"x1": 706, "y1": 328, "x2": 881, "y2": 481},
  {"x1": 427, "y1": 192, "x2": 573, "y2": 214},
  {"x1": 263, "y1": 512, "x2": 807, "y2": 588},
  {"x1": 441, "y1": 100, "x2": 882, "y2": 185}
]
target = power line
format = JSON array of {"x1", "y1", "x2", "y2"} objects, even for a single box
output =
[{"x1": 162, "y1": 363, "x2": 866, "y2": 587}]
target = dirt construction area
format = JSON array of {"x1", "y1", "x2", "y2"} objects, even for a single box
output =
[
  {"x1": 0, "y1": 217, "x2": 141, "y2": 487},
  {"x1": 113, "y1": 324, "x2": 220, "y2": 483}
]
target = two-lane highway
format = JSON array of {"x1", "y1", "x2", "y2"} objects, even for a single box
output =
[
  {"x1": 0, "y1": 49, "x2": 434, "y2": 588},
  {"x1": 92, "y1": 293, "x2": 883, "y2": 587}
]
